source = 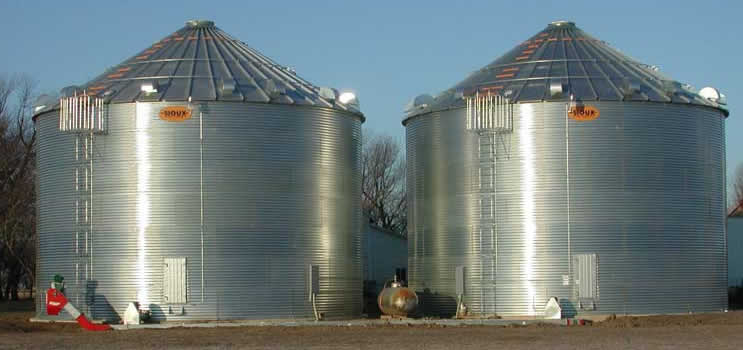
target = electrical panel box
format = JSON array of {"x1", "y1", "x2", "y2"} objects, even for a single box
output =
[
  {"x1": 308, "y1": 264, "x2": 319, "y2": 300},
  {"x1": 456, "y1": 265, "x2": 465, "y2": 295}
]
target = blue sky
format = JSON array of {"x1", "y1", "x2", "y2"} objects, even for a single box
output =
[{"x1": 1, "y1": 0, "x2": 740, "y2": 196}]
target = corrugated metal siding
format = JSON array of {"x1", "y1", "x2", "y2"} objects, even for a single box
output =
[
  {"x1": 35, "y1": 102, "x2": 362, "y2": 321},
  {"x1": 405, "y1": 102, "x2": 726, "y2": 316},
  {"x1": 35, "y1": 112, "x2": 79, "y2": 316}
]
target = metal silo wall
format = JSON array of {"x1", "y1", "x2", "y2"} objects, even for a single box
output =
[
  {"x1": 405, "y1": 102, "x2": 726, "y2": 316},
  {"x1": 36, "y1": 102, "x2": 362, "y2": 321},
  {"x1": 35, "y1": 110, "x2": 77, "y2": 315}
]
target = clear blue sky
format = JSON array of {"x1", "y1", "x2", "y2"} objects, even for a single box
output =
[{"x1": 1, "y1": 0, "x2": 740, "y2": 196}]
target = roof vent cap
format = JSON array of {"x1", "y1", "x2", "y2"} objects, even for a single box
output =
[
  {"x1": 60, "y1": 85, "x2": 80, "y2": 98},
  {"x1": 33, "y1": 94, "x2": 57, "y2": 114},
  {"x1": 186, "y1": 20, "x2": 215, "y2": 28},
  {"x1": 338, "y1": 91, "x2": 356, "y2": 104},
  {"x1": 338, "y1": 91, "x2": 360, "y2": 111},
  {"x1": 140, "y1": 81, "x2": 158, "y2": 94},
  {"x1": 220, "y1": 78, "x2": 236, "y2": 95},
  {"x1": 261, "y1": 80, "x2": 285, "y2": 97},
  {"x1": 620, "y1": 78, "x2": 641, "y2": 97},
  {"x1": 548, "y1": 20, "x2": 575, "y2": 28},
  {"x1": 404, "y1": 94, "x2": 434, "y2": 112},
  {"x1": 319, "y1": 87, "x2": 337, "y2": 102},
  {"x1": 549, "y1": 81, "x2": 566, "y2": 98},
  {"x1": 699, "y1": 87, "x2": 727, "y2": 105}
]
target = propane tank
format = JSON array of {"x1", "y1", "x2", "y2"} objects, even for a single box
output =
[{"x1": 377, "y1": 277, "x2": 418, "y2": 317}]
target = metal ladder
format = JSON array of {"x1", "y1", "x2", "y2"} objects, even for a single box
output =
[{"x1": 60, "y1": 92, "x2": 106, "y2": 317}]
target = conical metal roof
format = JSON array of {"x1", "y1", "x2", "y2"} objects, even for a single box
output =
[
  {"x1": 405, "y1": 21, "x2": 728, "y2": 120},
  {"x1": 39, "y1": 20, "x2": 360, "y2": 116}
]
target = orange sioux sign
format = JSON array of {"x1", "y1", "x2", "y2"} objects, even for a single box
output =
[
  {"x1": 568, "y1": 105, "x2": 600, "y2": 121},
  {"x1": 158, "y1": 106, "x2": 192, "y2": 122}
]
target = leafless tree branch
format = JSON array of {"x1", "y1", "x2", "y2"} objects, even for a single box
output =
[
  {"x1": 0, "y1": 73, "x2": 38, "y2": 300},
  {"x1": 732, "y1": 164, "x2": 743, "y2": 216},
  {"x1": 362, "y1": 133, "x2": 407, "y2": 236}
]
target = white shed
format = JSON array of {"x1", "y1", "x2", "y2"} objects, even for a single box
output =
[{"x1": 362, "y1": 221, "x2": 408, "y2": 295}]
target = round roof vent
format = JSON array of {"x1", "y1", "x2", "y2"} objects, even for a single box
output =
[
  {"x1": 548, "y1": 20, "x2": 575, "y2": 28},
  {"x1": 186, "y1": 20, "x2": 215, "y2": 28},
  {"x1": 699, "y1": 87, "x2": 727, "y2": 105}
]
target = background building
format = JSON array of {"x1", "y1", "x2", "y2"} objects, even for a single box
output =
[
  {"x1": 362, "y1": 219, "x2": 408, "y2": 294},
  {"x1": 729, "y1": 205, "x2": 743, "y2": 287}
]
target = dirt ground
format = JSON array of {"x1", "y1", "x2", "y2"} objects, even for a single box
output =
[{"x1": 2, "y1": 300, "x2": 743, "y2": 349}]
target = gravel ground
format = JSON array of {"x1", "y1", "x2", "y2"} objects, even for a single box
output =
[{"x1": 2, "y1": 300, "x2": 743, "y2": 349}]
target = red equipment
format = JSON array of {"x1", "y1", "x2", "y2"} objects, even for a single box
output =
[{"x1": 45, "y1": 288, "x2": 111, "y2": 331}]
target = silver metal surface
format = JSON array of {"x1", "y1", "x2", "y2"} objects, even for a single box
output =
[
  {"x1": 405, "y1": 101, "x2": 727, "y2": 317},
  {"x1": 403, "y1": 22, "x2": 728, "y2": 122},
  {"x1": 33, "y1": 20, "x2": 362, "y2": 116},
  {"x1": 35, "y1": 101, "x2": 363, "y2": 321}
]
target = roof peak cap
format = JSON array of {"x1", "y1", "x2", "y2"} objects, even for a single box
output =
[
  {"x1": 548, "y1": 20, "x2": 575, "y2": 28},
  {"x1": 186, "y1": 19, "x2": 215, "y2": 28}
]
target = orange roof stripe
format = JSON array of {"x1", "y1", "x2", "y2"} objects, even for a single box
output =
[
  {"x1": 480, "y1": 85, "x2": 504, "y2": 92},
  {"x1": 495, "y1": 73, "x2": 515, "y2": 79},
  {"x1": 107, "y1": 73, "x2": 124, "y2": 79},
  {"x1": 522, "y1": 50, "x2": 534, "y2": 54},
  {"x1": 515, "y1": 55, "x2": 530, "y2": 60},
  {"x1": 502, "y1": 67, "x2": 519, "y2": 72},
  {"x1": 136, "y1": 55, "x2": 149, "y2": 60}
]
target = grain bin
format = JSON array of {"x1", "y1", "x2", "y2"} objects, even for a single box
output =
[
  {"x1": 33, "y1": 20, "x2": 364, "y2": 322},
  {"x1": 403, "y1": 21, "x2": 729, "y2": 317}
]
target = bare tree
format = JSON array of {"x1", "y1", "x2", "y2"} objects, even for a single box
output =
[
  {"x1": 362, "y1": 133, "x2": 407, "y2": 236},
  {"x1": 0, "y1": 73, "x2": 38, "y2": 300},
  {"x1": 732, "y1": 164, "x2": 743, "y2": 216}
]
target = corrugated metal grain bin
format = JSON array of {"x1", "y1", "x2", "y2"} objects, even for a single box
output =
[
  {"x1": 403, "y1": 21, "x2": 729, "y2": 317},
  {"x1": 33, "y1": 20, "x2": 364, "y2": 322}
]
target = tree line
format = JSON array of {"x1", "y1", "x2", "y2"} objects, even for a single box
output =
[{"x1": 1, "y1": 74, "x2": 37, "y2": 300}]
